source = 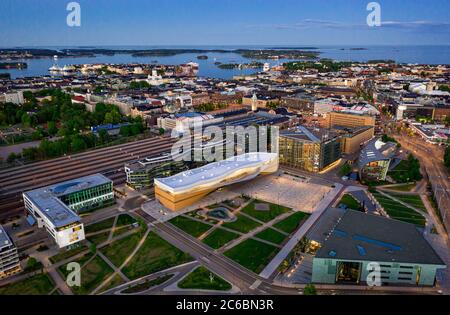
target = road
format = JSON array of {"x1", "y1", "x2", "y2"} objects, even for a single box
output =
[
  {"x1": 135, "y1": 206, "x2": 439, "y2": 295},
  {"x1": 392, "y1": 133, "x2": 450, "y2": 236}
]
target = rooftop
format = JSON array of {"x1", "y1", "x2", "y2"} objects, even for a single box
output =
[
  {"x1": 316, "y1": 210, "x2": 445, "y2": 266},
  {"x1": 359, "y1": 138, "x2": 391, "y2": 167},
  {"x1": 281, "y1": 126, "x2": 339, "y2": 143},
  {"x1": 23, "y1": 174, "x2": 111, "y2": 228},
  {"x1": 155, "y1": 152, "x2": 277, "y2": 192},
  {"x1": 0, "y1": 225, "x2": 13, "y2": 249}
]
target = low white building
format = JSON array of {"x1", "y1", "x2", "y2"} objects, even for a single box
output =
[
  {"x1": 0, "y1": 91, "x2": 24, "y2": 104},
  {"x1": 22, "y1": 174, "x2": 114, "y2": 248}
]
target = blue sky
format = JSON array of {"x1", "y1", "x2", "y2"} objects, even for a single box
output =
[{"x1": 1, "y1": 0, "x2": 450, "y2": 47}]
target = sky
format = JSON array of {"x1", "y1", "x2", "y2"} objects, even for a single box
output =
[{"x1": 1, "y1": 0, "x2": 450, "y2": 47}]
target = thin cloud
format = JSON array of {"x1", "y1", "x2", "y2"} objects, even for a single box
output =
[{"x1": 245, "y1": 19, "x2": 450, "y2": 31}]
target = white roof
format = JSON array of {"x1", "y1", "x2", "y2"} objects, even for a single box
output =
[{"x1": 155, "y1": 152, "x2": 277, "y2": 192}]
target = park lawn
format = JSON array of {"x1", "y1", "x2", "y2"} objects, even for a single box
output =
[
  {"x1": 85, "y1": 217, "x2": 115, "y2": 234},
  {"x1": 339, "y1": 194, "x2": 361, "y2": 210},
  {"x1": 384, "y1": 193, "x2": 427, "y2": 211},
  {"x1": 273, "y1": 212, "x2": 310, "y2": 234},
  {"x1": 241, "y1": 200, "x2": 291, "y2": 223},
  {"x1": 385, "y1": 183, "x2": 416, "y2": 192},
  {"x1": 371, "y1": 192, "x2": 426, "y2": 227},
  {"x1": 87, "y1": 232, "x2": 110, "y2": 246},
  {"x1": 388, "y1": 157, "x2": 422, "y2": 183},
  {"x1": 101, "y1": 232, "x2": 142, "y2": 268},
  {"x1": 100, "y1": 274, "x2": 125, "y2": 293},
  {"x1": 122, "y1": 274, "x2": 173, "y2": 294},
  {"x1": 113, "y1": 226, "x2": 133, "y2": 238},
  {"x1": 222, "y1": 214, "x2": 261, "y2": 233},
  {"x1": 224, "y1": 239, "x2": 280, "y2": 274},
  {"x1": 122, "y1": 232, "x2": 193, "y2": 280},
  {"x1": 178, "y1": 266, "x2": 232, "y2": 291},
  {"x1": 169, "y1": 216, "x2": 212, "y2": 238},
  {"x1": 116, "y1": 214, "x2": 137, "y2": 227},
  {"x1": 202, "y1": 228, "x2": 240, "y2": 249},
  {"x1": 72, "y1": 255, "x2": 114, "y2": 295},
  {"x1": 255, "y1": 228, "x2": 287, "y2": 245},
  {"x1": 0, "y1": 273, "x2": 55, "y2": 295},
  {"x1": 49, "y1": 244, "x2": 88, "y2": 264},
  {"x1": 59, "y1": 253, "x2": 114, "y2": 295}
]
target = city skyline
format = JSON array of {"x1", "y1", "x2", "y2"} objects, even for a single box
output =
[{"x1": 1, "y1": 0, "x2": 450, "y2": 47}]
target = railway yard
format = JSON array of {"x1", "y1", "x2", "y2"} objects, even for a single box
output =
[{"x1": 0, "y1": 136, "x2": 176, "y2": 220}]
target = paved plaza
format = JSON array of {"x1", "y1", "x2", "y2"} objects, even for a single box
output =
[{"x1": 228, "y1": 173, "x2": 333, "y2": 213}]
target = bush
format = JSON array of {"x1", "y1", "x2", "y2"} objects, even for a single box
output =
[{"x1": 304, "y1": 284, "x2": 317, "y2": 295}]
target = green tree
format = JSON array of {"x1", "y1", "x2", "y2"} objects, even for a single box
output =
[
  {"x1": 7, "y1": 152, "x2": 17, "y2": 163},
  {"x1": 119, "y1": 125, "x2": 131, "y2": 137},
  {"x1": 47, "y1": 121, "x2": 58, "y2": 136},
  {"x1": 98, "y1": 129, "x2": 110, "y2": 144},
  {"x1": 21, "y1": 112, "x2": 31, "y2": 126},
  {"x1": 71, "y1": 136, "x2": 87, "y2": 152},
  {"x1": 303, "y1": 284, "x2": 317, "y2": 295}
]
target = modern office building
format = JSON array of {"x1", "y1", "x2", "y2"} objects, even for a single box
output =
[
  {"x1": 333, "y1": 126, "x2": 375, "y2": 155},
  {"x1": 279, "y1": 126, "x2": 341, "y2": 173},
  {"x1": 154, "y1": 152, "x2": 279, "y2": 211},
  {"x1": 312, "y1": 210, "x2": 445, "y2": 286},
  {"x1": 358, "y1": 138, "x2": 393, "y2": 182},
  {"x1": 0, "y1": 225, "x2": 21, "y2": 279},
  {"x1": 326, "y1": 111, "x2": 376, "y2": 129},
  {"x1": 125, "y1": 156, "x2": 191, "y2": 190},
  {"x1": 23, "y1": 174, "x2": 114, "y2": 248}
]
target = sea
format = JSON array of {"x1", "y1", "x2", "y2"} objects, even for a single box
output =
[{"x1": 1, "y1": 45, "x2": 450, "y2": 80}]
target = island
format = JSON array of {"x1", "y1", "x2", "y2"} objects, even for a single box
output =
[{"x1": 0, "y1": 62, "x2": 27, "y2": 69}]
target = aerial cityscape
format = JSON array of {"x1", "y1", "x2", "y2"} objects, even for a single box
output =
[{"x1": 0, "y1": 0, "x2": 449, "y2": 302}]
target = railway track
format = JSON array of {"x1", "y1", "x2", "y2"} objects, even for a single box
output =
[
  {"x1": 0, "y1": 141, "x2": 176, "y2": 195},
  {"x1": 0, "y1": 138, "x2": 173, "y2": 185},
  {"x1": 0, "y1": 136, "x2": 177, "y2": 220}
]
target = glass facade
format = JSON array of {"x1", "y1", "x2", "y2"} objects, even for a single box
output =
[
  {"x1": 126, "y1": 161, "x2": 191, "y2": 189},
  {"x1": 279, "y1": 135, "x2": 341, "y2": 173},
  {"x1": 360, "y1": 160, "x2": 390, "y2": 181},
  {"x1": 60, "y1": 182, "x2": 114, "y2": 213}
]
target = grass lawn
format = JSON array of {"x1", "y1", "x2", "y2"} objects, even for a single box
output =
[
  {"x1": 116, "y1": 214, "x2": 137, "y2": 227},
  {"x1": 169, "y1": 216, "x2": 212, "y2": 238},
  {"x1": 0, "y1": 273, "x2": 55, "y2": 295},
  {"x1": 385, "y1": 183, "x2": 416, "y2": 192},
  {"x1": 178, "y1": 266, "x2": 232, "y2": 291},
  {"x1": 383, "y1": 192, "x2": 427, "y2": 211},
  {"x1": 222, "y1": 214, "x2": 261, "y2": 233},
  {"x1": 100, "y1": 274, "x2": 125, "y2": 293},
  {"x1": 122, "y1": 274, "x2": 173, "y2": 294},
  {"x1": 224, "y1": 239, "x2": 279, "y2": 274},
  {"x1": 255, "y1": 228, "x2": 287, "y2": 245},
  {"x1": 241, "y1": 200, "x2": 291, "y2": 223},
  {"x1": 122, "y1": 232, "x2": 193, "y2": 280},
  {"x1": 49, "y1": 244, "x2": 88, "y2": 264},
  {"x1": 339, "y1": 194, "x2": 361, "y2": 210},
  {"x1": 273, "y1": 212, "x2": 310, "y2": 234},
  {"x1": 101, "y1": 232, "x2": 142, "y2": 268},
  {"x1": 202, "y1": 228, "x2": 240, "y2": 249},
  {"x1": 387, "y1": 157, "x2": 422, "y2": 183},
  {"x1": 85, "y1": 217, "x2": 115, "y2": 234},
  {"x1": 59, "y1": 254, "x2": 114, "y2": 295},
  {"x1": 87, "y1": 232, "x2": 110, "y2": 246},
  {"x1": 371, "y1": 191, "x2": 426, "y2": 227}
]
